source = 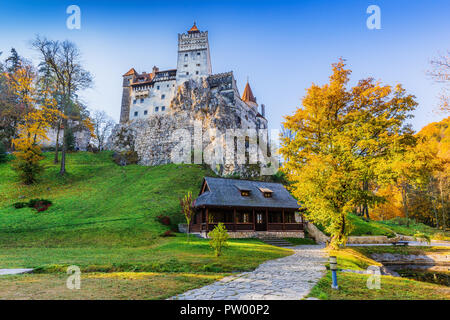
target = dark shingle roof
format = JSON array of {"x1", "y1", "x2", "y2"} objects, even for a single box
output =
[{"x1": 194, "y1": 177, "x2": 300, "y2": 209}]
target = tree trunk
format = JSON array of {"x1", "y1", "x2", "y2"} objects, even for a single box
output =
[
  {"x1": 401, "y1": 184, "x2": 409, "y2": 227},
  {"x1": 439, "y1": 180, "x2": 447, "y2": 230},
  {"x1": 54, "y1": 122, "x2": 61, "y2": 164},
  {"x1": 59, "y1": 120, "x2": 67, "y2": 175}
]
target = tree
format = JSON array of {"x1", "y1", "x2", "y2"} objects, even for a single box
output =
[
  {"x1": 180, "y1": 192, "x2": 195, "y2": 242},
  {"x1": 428, "y1": 51, "x2": 450, "y2": 113},
  {"x1": 8, "y1": 66, "x2": 63, "y2": 183},
  {"x1": 208, "y1": 223, "x2": 229, "y2": 257},
  {"x1": 280, "y1": 60, "x2": 417, "y2": 247},
  {"x1": 92, "y1": 110, "x2": 115, "y2": 150},
  {"x1": 32, "y1": 37, "x2": 93, "y2": 174}
]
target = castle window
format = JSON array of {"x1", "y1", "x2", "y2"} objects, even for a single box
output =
[
  {"x1": 134, "y1": 111, "x2": 138, "y2": 117},
  {"x1": 184, "y1": 64, "x2": 188, "y2": 67},
  {"x1": 167, "y1": 84, "x2": 169, "y2": 87},
  {"x1": 155, "y1": 107, "x2": 159, "y2": 112},
  {"x1": 196, "y1": 71, "x2": 199, "y2": 75},
  {"x1": 157, "y1": 85, "x2": 160, "y2": 90},
  {"x1": 186, "y1": 72, "x2": 189, "y2": 75},
  {"x1": 133, "y1": 99, "x2": 136, "y2": 104},
  {"x1": 184, "y1": 53, "x2": 188, "y2": 62},
  {"x1": 162, "y1": 106, "x2": 166, "y2": 111},
  {"x1": 140, "y1": 98, "x2": 144, "y2": 103},
  {"x1": 161, "y1": 94, "x2": 165, "y2": 99},
  {"x1": 144, "y1": 110, "x2": 148, "y2": 115},
  {"x1": 197, "y1": 52, "x2": 201, "y2": 56},
  {"x1": 196, "y1": 63, "x2": 200, "y2": 66}
]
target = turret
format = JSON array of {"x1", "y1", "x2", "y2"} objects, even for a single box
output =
[
  {"x1": 176, "y1": 22, "x2": 212, "y2": 84},
  {"x1": 120, "y1": 68, "x2": 137, "y2": 123}
]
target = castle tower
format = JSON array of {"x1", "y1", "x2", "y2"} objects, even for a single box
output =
[
  {"x1": 176, "y1": 23, "x2": 212, "y2": 84},
  {"x1": 120, "y1": 68, "x2": 137, "y2": 123}
]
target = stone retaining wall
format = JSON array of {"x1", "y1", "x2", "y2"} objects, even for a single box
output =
[{"x1": 196, "y1": 231, "x2": 305, "y2": 239}]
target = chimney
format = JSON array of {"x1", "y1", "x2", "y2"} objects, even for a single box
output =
[
  {"x1": 152, "y1": 66, "x2": 159, "y2": 74},
  {"x1": 261, "y1": 104, "x2": 266, "y2": 118}
]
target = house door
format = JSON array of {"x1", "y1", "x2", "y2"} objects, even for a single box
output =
[{"x1": 255, "y1": 210, "x2": 267, "y2": 231}]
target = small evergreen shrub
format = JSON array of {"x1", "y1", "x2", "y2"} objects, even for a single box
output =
[
  {"x1": 208, "y1": 223, "x2": 229, "y2": 257},
  {"x1": 13, "y1": 202, "x2": 27, "y2": 209}
]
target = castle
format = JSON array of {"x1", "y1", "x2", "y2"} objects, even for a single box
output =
[{"x1": 110, "y1": 23, "x2": 274, "y2": 176}]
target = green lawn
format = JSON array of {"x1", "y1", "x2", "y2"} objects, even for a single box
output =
[
  {"x1": 309, "y1": 247, "x2": 450, "y2": 300},
  {"x1": 0, "y1": 152, "x2": 292, "y2": 299},
  {"x1": 308, "y1": 271, "x2": 450, "y2": 300},
  {"x1": 315, "y1": 213, "x2": 449, "y2": 240}
]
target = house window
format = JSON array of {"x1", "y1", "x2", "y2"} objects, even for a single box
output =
[
  {"x1": 240, "y1": 191, "x2": 250, "y2": 197},
  {"x1": 264, "y1": 192, "x2": 272, "y2": 198},
  {"x1": 155, "y1": 107, "x2": 159, "y2": 112},
  {"x1": 144, "y1": 110, "x2": 148, "y2": 115},
  {"x1": 134, "y1": 111, "x2": 138, "y2": 117},
  {"x1": 161, "y1": 106, "x2": 166, "y2": 111},
  {"x1": 161, "y1": 94, "x2": 165, "y2": 99}
]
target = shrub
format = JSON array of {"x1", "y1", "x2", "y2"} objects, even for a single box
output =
[
  {"x1": 112, "y1": 150, "x2": 139, "y2": 166},
  {"x1": 156, "y1": 215, "x2": 171, "y2": 226},
  {"x1": 13, "y1": 199, "x2": 53, "y2": 212},
  {"x1": 13, "y1": 202, "x2": 27, "y2": 209},
  {"x1": 160, "y1": 230, "x2": 176, "y2": 237},
  {"x1": 208, "y1": 223, "x2": 229, "y2": 257}
]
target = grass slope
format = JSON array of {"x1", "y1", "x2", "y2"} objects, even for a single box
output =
[{"x1": 0, "y1": 152, "x2": 292, "y2": 299}]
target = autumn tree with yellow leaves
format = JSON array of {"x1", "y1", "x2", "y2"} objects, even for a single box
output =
[
  {"x1": 5, "y1": 64, "x2": 64, "y2": 184},
  {"x1": 280, "y1": 60, "x2": 417, "y2": 247}
]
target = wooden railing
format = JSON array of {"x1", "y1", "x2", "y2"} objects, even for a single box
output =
[{"x1": 268, "y1": 223, "x2": 304, "y2": 231}]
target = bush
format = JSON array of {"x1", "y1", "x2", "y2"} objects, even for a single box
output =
[
  {"x1": 112, "y1": 150, "x2": 139, "y2": 166},
  {"x1": 13, "y1": 199, "x2": 53, "y2": 212},
  {"x1": 0, "y1": 142, "x2": 7, "y2": 163},
  {"x1": 13, "y1": 202, "x2": 27, "y2": 209},
  {"x1": 160, "y1": 230, "x2": 176, "y2": 237},
  {"x1": 208, "y1": 223, "x2": 229, "y2": 257}
]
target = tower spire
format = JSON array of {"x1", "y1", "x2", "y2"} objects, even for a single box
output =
[{"x1": 188, "y1": 21, "x2": 200, "y2": 34}]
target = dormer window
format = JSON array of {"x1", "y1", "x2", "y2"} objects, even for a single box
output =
[
  {"x1": 235, "y1": 184, "x2": 251, "y2": 197},
  {"x1": 259, "y1": 187, "x2": 273, "y2": 198}
]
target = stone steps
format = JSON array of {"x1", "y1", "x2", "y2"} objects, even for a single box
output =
[{"x1": 261, "y1": 238, "x2": 294, "y2": 247}]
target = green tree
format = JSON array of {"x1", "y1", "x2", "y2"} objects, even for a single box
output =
[
  {"x1": 180, "y1": 192, "x2": 195, "y2": 242},
  {"x1": 280, "y1": 60, "x2": 417, "y2": 247}
]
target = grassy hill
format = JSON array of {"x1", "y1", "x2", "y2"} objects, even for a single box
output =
[
  {"x1": 0, "y1": 152, "x2": 291, "y2": 299},
  {"x1": 315, "y1": 213, "x2": 448, "y2": 240}
]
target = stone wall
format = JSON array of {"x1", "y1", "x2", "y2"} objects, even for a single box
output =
[{"x1": 197, "y1": 231, "x2": 305, "y2": 239}]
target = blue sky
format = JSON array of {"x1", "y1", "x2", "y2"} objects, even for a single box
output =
[{"x1": 0, "y1": 0, "x2": 449, "y2": 132}]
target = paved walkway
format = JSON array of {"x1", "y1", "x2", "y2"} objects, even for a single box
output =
[{"x1": 173, "y1": 245, "x2": 327, "y2": 300}]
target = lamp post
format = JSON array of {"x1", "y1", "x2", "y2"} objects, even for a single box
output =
[{"x1": 329, "y1": 256, "x2": 338, "y2": 289}]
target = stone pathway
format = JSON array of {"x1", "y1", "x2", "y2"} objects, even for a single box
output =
[
  {"x1": 0, "y1": 269, "x2": 33, "y2": 276},
  {"x1": 172, "y1": 245, "x2": 326, "y2": 300}
]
